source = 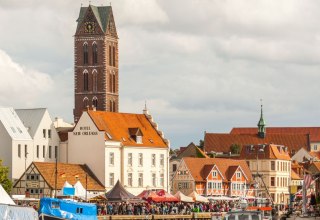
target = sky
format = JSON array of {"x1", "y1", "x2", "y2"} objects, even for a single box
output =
[{"x1": 1, "y1": 0, "x2": 320, "y2": 148}]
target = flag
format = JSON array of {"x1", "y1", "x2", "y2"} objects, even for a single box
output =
[{"x1": 304, "y1": 174, "x2": 312, "y2": 189}]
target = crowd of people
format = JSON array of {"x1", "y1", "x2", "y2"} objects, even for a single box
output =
[{"x1": 96, "y1": 200, "x2": 237, "y2": 215}]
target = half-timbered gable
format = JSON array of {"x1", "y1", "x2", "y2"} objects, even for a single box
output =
[
  {"x1": 228, "y1": 165, "x2": 248, "y2": 197},
  {"x1": 204, "y1": 165, "x2": 224, "y2": 196},
  {"x1": 12, "y1": 162, "x2": 105, "y2": 199},
  {"x1": 172, "y1": 160, "x2": 195, "y2": 196}
]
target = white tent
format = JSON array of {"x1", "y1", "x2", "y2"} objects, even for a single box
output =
[
  {"x1": 0, "y1": 184, "x2": 15, "y2": 205},
  {"x1": 0, "y1": 205, "x2": 38, "y2": 220},
  {"x1": 188, "y1": 191, "x2": 209, "y2": 203},
  {"x1": 174, "y1": 191, "x2": 194, "y2": 203},
  {"x1": 207, "y1": 196, "x2": 239, "y2": 201},
  {"x1": 74, "y1": 181, "x2": 86, "y2": 198}
]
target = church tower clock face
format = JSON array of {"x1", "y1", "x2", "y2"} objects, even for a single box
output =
[
  {"x1": 84, "y1": 22, "x2": 95, "y2": 33},
  {"x1": 74, "y1": 5, "x2": 119, "y2": 122}
]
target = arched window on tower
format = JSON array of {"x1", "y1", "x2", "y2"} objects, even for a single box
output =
[
  {"x1": 109, "y1": 71, "x2": 113, "y2": 93},
  {"x1": 83, "y1": 97, "x2": 89, "y2": 109},
  {"x1": 112, "y1": 46, "x2": 116, "y2": 66},
  {"x1": 109, "y1": 45, "x2": 112, "y2": 66},
  {"x1": 110, "y1": 100, "x2": 114, "y2": 112},
  {"x1": 92, "y1": 97, "x2": 98, "y2": 108},
  {"x1": 83, "y1": 70, "x2": 89, "y2": 91},
  {"x1": 92, "y1": 42, "x2": 98, "y2": 64},
  {"x1": 83, "y1": 43, "x2": 88, "y2": 65},
  {"x1": 93, "y1": 70, "x2": 98, "y2": 92},
  {"x1": 112, "y1": 73, "x2": 116, "y2": 93}
]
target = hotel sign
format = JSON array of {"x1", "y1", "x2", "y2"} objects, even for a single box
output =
[{"x1": 73, "y1": 126, "x2": 98, "y2": 136}]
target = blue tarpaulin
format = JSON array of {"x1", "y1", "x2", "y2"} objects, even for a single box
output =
[
  {"x1": 63, "y1": 187, "x2": 75, "y2": 196},
  {"x1": 39, "y1": 197, "x2": 97, "y2": 220}
]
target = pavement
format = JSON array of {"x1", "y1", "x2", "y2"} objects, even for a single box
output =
[{"x1": 285, "y1": 216, "x2": 319, "y2": 220}]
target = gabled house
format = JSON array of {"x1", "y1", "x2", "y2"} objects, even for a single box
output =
[
  {"x1": 68, "y1": 108, "x2": 170, "y2": 195},
  {"x1": 171, "y1": 158, "x2": 252, "y2": 197},
  {"x1": 12, "y1": 162, "x2": 105, "y2": 199},
  {"x1": 169, "y1": 142, "x2": 208, "y2": 190},
  {"x1": 15, "y1": 108, "x2": 60, "y2": 163},
  {"x1": 239, "y1": 144, "x2": 291, "y2": 205},
  {"x1": 0, "y1": 108, "x2": 33, "y2": 180}
]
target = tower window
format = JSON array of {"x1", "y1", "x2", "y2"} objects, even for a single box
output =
[
  {"x1": 93, "y1": 71, "x2": 98, "y2": 92},
  {"x1": 112, "y1": 74, "x2": 116, "y2": 93},
  {"x1": 109, "y1": 45, "x2": 112, "y2": 66},
  {"x1": 112, "y1": 46, "x2": 116, "y2": 66},
  {"x1": 83, "y1": 43, "x2": 88, "y2": 65},
  {"x1": 92, "y1": 43, "x2": 98, "y2": 64},
  {"x1": 93, "y1": 97, "x2": 98, "y2": 108},
  {"x1": 83, "y1": 97, "x2": 89, "y2": 109},
  {"x1": 83, "y1": 72, "x2": 89, "y2": 91}
]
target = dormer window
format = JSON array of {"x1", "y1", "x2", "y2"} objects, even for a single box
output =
[{"x1": 128, "y1": 127, "x2": 143, "y2": 144}]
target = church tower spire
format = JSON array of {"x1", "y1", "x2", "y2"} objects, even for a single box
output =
[
  {"x1": 257, "y1": 100, "x2": 266, "y2": 138},
  {"x1": 73, "y1": 4, "x2": 119, "y2": 122}
]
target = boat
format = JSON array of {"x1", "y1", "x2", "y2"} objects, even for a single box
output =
[
  {"x1": 38, "y1": 197, "x2": 97, "y2": 220},
  {"x1": 224, "y1": 210, "x2": 263, "y2": 220},
  {"x1": 247, "y1": 206, "x2": 273, "y2": 220}
]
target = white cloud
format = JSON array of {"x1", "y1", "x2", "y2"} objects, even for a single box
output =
[{"x1": 0, "y1": 49, "x2": 53, "y2": 106}]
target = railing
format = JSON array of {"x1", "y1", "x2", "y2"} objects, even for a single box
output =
[{"x1": 98, "y1": 213, "x2": 223, "y2": 220}]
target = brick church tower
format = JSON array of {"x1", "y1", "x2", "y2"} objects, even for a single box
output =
[{"x1": 74, "y1": 5, "x2": 119, "y2": 122}]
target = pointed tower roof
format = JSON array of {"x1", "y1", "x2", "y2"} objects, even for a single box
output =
[
  {"x1": 76, "y1": 5, "x2": 115, "y2": 34},
  {"x1": 257, "y1": 104, "x2": 266, "y2": 127}
]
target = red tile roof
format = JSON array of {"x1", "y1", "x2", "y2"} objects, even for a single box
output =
[
  {"x1": 87, "y1": 110, "x2": 168, "y2": 148},
  {"x1": 238, "y1": 144, "x2": 291, "y2": 160},
  {"x1": 182, "y1": 158, "x2": 253, "y2": 183},
  {"x1": 309, "y1": 151, "x2": 320, "y2": 160},
  {"x1": 204, "y1": 133, "x2": 308, "y2": 154},
  {"x1": 231, "y1": 127, "x2": 320, "y2": 142},
  {"x1": 291, "y1": 170, "x2": 302, "y2": 180},
  {"x1": 33, "y1": 162, "x2": 105, "y2": 191}
]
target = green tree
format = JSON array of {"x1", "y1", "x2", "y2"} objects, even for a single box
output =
[
  {"x1": 230, "y1": 144, "x2": 241, "y2": 155},
  {"x1": 0, "y1": 160, "x2": 12, "y2": 194},
  {"x1": 198, "y1": 139, "x2": 204, "y2": 150}
]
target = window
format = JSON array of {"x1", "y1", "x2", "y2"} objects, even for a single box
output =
[
  {"x1": 160, "y1": 174, "x2": 164, "y2": 187},
  {"x1": 109, "y1": 152, "x2": 114, "y2": 165},
  {"x1": 43, "y1": 145, "x2": 45, "y2": 158},
  {"x1": 83, "y1": 43, "x2": 88, "y2": 64},
  {"x1": 135, "y1": 135, "x2": 142, "y2": 144},
  {"x1": 93, "y1": 71, "x2": 98, "y2": 92},
  {"x1": 139, "y1": 153, "x2": 143, "y2": 166},
  {"x1": 173, "y1": 164, "x2": 177, "y2": 172},
  {"x1": 48, "y1": 129, "x2": 51, "y2": 138},
  {"x1": 112, "y1": 46, "x2": 116, "y2": 66},
  {"x1": 138, "y1": 173, "x2": 143, "y2": 187},
  {"x1": 271, "y1": 177, "x2": 275, "y2": 186},
  {"x1": 109, "y1": 45, "x2": 112, "y2": 66},
  {"x1": 271, "y1": 161, "x2": 275, "y2": 170},
  {"x1": 55, "y1": 146, "x2": 58, "y2": 159},
  {"x1": 152, "y1": 173, "x2": 156, "y2": 187},
  {"x1": 112, "y1": 73, "x2": 116, "y2": 93},
  {"x1": 208, "y1": 182, "x2": 212, "y2": 189},
  {"x1": 49, "y1": 146, "x2": 52, "y2": 158},
  {"x1": 151, "y1": 154, "x2": 156, "y2": 166},
  {"x1": 83, "y1": 72, "x2": 89, "y2": 91},
  {"x1": 236, "y1": 172, "x2": 241, "y2": 179},
  {"x1": 83, "y1": 97, "x2": 89, "y2": 109},
  {"x1": 92, "y1": 97, "x2": 98, "y2": 108},
  {"x1": 43, "y1": 129, "x2": 46, "y2": 138},
  {"x1": 76, "y1": 207, "x2": 83, "y2": 214},
  {"x1": 128, "y1": 173, "x2": 132, "y2": 186},
  {"x1": 160, "y1": 154, "x2": 164, "y2": 166},
  {"x1": 212, "y1": 171, "x2": 217, "y2": 178},
  {"x1": 109, "y1": 72, "x2": 113, "y2": 92},
  {"x1": 109, "y1": 173, "x2": 114, "y2": 186},
  {"x1": 314, "y1": 145, "x2": 317, "y2": 151},
  {"x1": 92, "y1": 43, "x2": 98, "y2": 64},
  {"x1": 18, "y1": 144, "x2": 21, "y2": 158},
  {"x1": 128, "y1": 153, "x2": 132, "y2": 166},
  {"x1": 36, "y1": 145, "x2": 39, "y2": 158},
  {"x1": 25, "y1": 145, "x2": 28, "y2": 158}
]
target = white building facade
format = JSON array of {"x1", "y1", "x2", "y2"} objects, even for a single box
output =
[
  {"x1": 68, "y1": 109, "x2": 170, "y2": 195},
  {"x1": 0, "y1": 108, "x2": 61, "y2": 182}
]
